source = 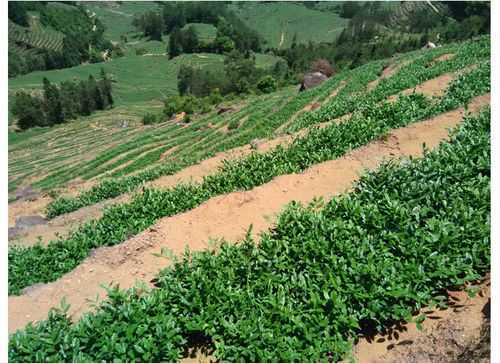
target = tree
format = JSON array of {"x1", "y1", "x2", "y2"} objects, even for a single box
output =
[
  {"x1": 144, "y1": 12, "x2": 163, "y2": 41},
  {"x1": 12, "y1": 92, "x2": 46, "y2": 130},
  {"x1": 43, "y1": 77, "x2": 64, "y2": 125},
  {"x1": 99, "y1": 68, "x2": 113, "y2": 108},
  {"x1": 88, "y1": 75, "x2": 104, "y2": 110},
  {"x1": 60, "y1": 81, "x2": 80, "y2": 120},
  {"x1": 340, "y1": 2, "x2": 362, "y2": 18},
  {"x1": 178, "y1": 65, "x2": 194, "y2": 95},
  {"x1": 213, "y1": 35, "x2": 235, "y2": 53},
  {"x1": 78, "y1": 80, "x2": 92, "y2": 116},
  {"x1": 168, "y1": 28, "x2": 182, "y2": 59},
  {"x1": 8, "y1": 2, "x2": 29, "y2": 27},
  {"x1": 224, "y1": 50, "x2": 257, "y2": 94},
  {"x1": 181, "y1": 26, "x2": 199, "y2": 53}
]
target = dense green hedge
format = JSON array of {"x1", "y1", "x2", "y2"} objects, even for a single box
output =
[{"x1": 9, "y1": 108, "x2": 490, "y2": 361}]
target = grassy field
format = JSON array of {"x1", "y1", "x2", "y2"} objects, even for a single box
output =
[{"x1": 230, "y1": 2, "x2": 349, "y2": 48}]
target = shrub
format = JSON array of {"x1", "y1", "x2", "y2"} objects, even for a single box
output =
[
  {"x1": 142, "y1": 112, "x2": 159, "y2": 125},
  {"x1": 257, "y1": 75, "x2": 278, "y2": 93}
]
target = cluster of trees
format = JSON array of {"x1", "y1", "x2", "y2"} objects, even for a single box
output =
[
  {"x1": 177, "y1": 50, "x2": 285, "y2": 98},
  {"x1": 8, "y1": 2, "x2": 112, "y2": 77},
  {"x1": 12, "y1": 69, "x2": 113, "y2": 130},
  {"x1": 133, "y1": 2, "x2": 262, "y2": 58}
]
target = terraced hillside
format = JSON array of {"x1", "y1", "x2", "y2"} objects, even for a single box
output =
[
  {"x1": 8, "y1": 34, "x2": 490, "y2": 362},
  {"x1": 8, "y1": 19, "x2": 64, "y2": 52}
]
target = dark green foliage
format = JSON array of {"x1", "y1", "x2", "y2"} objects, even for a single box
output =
[
  {"x1": 43, "y1": 78, "x2": 64, "y2": 125},
  {"x1": 168, "y1": 27, "x2": 182, "y2": 59},
  {"x1": 142, "y1": 112, "x2": 161, "y2": 125},
  {"x1": 168, "y1": 26, "x2": 200, "y2": 58},
  {"x1": 9, "y1": 109, "x2": 491, "y2": 361},
  {"x1": 339, "y1": 1, "x2": 362, "y2": 18},
  {"x1": 11, "y1": 70, "x2": 114, "y2": 131},
  {"x1": 137, "y1": 2, "x2": 262, "y2": 57},
  {"x1": 163, "y1": 95, "x2": 212, "y2": 118},
  {"x1": 11, "y1": 92, "x2": 46, "y2": 130},
  {"x1": 257, "y1": 75, "x2": 278, "y2": 93},
  {"x1": 8, "y1": 2, "x2": 111, "y2": 77},
  {"x1": 8, "y1": 2, "x2": 29, "y2": 27}
]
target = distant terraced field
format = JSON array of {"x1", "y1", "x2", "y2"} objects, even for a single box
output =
[{"x1": 8, "y1": 19, "x2": 64, "y2": 52}]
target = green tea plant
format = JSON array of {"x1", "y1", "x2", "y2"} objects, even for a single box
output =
[
  {"x1": 9, "y1": 109, "x2": 490, "y2": 361},
  {"x1": 9, "y1": 62, "x2": 490, "y2": 295},
  {"x1": 42, "y1": 36, "x2": 490, "y2": 218},
  {"x1": 44, "y1": 72, "x2": 349, "y2": 218}
]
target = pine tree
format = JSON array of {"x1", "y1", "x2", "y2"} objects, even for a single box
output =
[
  {"x1": 43, "y1": 77, "x2": 64, "y2": 125},
  {"x1": 88, "y1": 75, "x2": 104, "y2": 110},
  {"x1": 99, "y1": 68, "x2": 113, "y2": 109},
  {"x1": 79, "y1": 80, "x2": 92, "y2": 116},
  {"x1": 168, "y1": 28, "x2": 182, "y2": 59},
  {"x1": 60, "y1": 81, "x2": 80, "y2": 120}
]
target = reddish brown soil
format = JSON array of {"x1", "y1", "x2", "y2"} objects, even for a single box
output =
[{"x1": 8, "y1": 94, "x2": 489, "y2": 333}]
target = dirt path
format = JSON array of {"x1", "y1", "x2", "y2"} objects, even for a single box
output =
[
  {"x1": 8, "y1": 94, "x2": 489, "y2": 333},
  {"x1": 351, "y1": 280, "x2": 490, "y2": 363}
]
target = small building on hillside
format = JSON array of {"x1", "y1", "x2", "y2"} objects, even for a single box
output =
[{"x1": 299, "y1": 71, "x2": 328, "y2": 92}]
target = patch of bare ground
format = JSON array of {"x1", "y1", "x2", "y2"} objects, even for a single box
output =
[
  {"x1": 8, "y1": 94, "x2": 489, "y2": 333},
  {"x1": 367, "y1": 60, "x2": 409, "y2": 91},
  {"x1": 430, "y1": 53, "x2": 456, "y2": 66},
  {"x1": 351, "y1": 279, "x2": 490, "y2": 363},
  {"x1": 159, "y1": 145, "x2": 178, "y2": 161}
]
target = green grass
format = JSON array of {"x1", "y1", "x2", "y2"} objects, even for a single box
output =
[{"x1": 230, "y1": 2, "x2": 349, "y2": 49}]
